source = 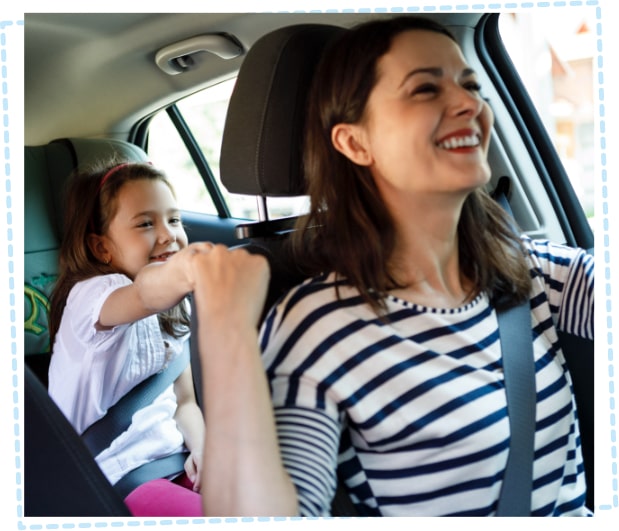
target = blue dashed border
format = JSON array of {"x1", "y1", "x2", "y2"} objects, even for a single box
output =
[{"x1": 6, "y1": 1, "x2": 615, "y2": 528}]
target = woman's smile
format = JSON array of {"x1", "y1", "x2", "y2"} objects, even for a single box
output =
[{"x1": 435, "y1": 128, "x2": 482, "y2": 151}]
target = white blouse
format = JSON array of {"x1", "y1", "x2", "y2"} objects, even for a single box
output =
[{"x1": 49, "y1": 273, "x2": 187, "y2": 485}]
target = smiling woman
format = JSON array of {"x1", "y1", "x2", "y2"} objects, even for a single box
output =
[
  {"x1": 295, "y1": 17, "x2": 525, "y2": 313},
  {"x1": 195, "y1": 15, "x2": 595, "y2": 517},
  {"x1": 332, "y1": 30, "x2": 493, "y2": 209}
]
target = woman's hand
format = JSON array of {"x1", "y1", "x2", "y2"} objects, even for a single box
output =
[
  {"x1": 189, "y1": 244, "x2": 270, "y2": 331},
  {"x1": 190, "y1": 246, "x2": 297, "y2": 516}
]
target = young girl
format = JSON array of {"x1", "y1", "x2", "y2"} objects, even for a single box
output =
[{"x1": 48, "y1": 159, "x2": 213, "y2": 516}]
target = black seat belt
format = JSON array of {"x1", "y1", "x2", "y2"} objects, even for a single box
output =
[
  {"x1": 113, "y1": 451, "x2": 190, "y2": 498},
  {"x1": 80, "y1": 339, "x2": 190, "y2": 495},
  {"x1": 81, "y1": 341, "x2": 190, "y2": 455},
  {"x1": 491, "y1": 179, "x2": 537, "y2": 515},
  {"x1": 495, "y1": 299, "x2": 536, "y2": 516}
]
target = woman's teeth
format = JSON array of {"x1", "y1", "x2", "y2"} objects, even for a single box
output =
[{"x1": 437, "y1": 134, "x2": 480, "y2": 150}]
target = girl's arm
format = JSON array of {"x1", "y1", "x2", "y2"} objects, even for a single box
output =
[
  {"x1": 173, "y1": 363, "x2": 205, "y2": 492},
  {"x1": 191, "y1": 245, "x2": 298, "y2": 517},
  {"x1": 97, "y1": 242, "x2": 214, "y2": 329}
]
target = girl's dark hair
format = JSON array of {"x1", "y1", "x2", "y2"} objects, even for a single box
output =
[
  {"x1": 292, "y1": 16, "x2": 531, "y2": 312},
  {"x1": 49, "y1": 158, "x2": 190, "y2": 348}
]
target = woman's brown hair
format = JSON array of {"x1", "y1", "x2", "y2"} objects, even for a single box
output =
[
  {"x1": 49, "y1": 159, "x2": 190, "y2": 348},
  {"x1": 292, "y1": 16, "x2": 531, "y2": 312}
]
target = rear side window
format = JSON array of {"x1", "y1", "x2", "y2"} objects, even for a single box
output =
[{"x1": 148, "y1": 109, "x2": 219, "y2": 216}]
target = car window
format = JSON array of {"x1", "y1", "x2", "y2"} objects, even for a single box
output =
[
  {"x1": 499, "y1": 11, "x2": 595, "y2": 226},
  {"x1": 147, "y1": 110, "x2": 219, "y2": 216}
]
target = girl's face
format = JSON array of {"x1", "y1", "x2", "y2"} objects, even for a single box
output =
[
  {"x1": 336, "y1": 29, "x2": 494, "y2": 201},
  {"x1": 99, "y1": 178, "x2": 188, "y2": 279}
]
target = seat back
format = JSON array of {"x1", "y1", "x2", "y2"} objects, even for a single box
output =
[
  {"x1": 220, "y1": 23, "x2": 344, "y2": 199},
  {"x1": 24, "y1": 138, "x2": 149, "y2": 386},
  {"x1": 218, "y1": 23, "x2": 360, "y2": 515},
  {"x1": 24, "y1": 364, "x2": 131, "y2": 516}
]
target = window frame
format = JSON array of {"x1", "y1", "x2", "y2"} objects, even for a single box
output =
[
  {"x1": 131, "y1": 103, "x2": 232, "y2": 219},
  {"x1": 476, "y1": 13, "x2": 594, "y2": 251}
]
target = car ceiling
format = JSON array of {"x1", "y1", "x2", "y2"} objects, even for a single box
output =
[{"x1": 25, "y1": 12, "x2": 483, "y2": 146}]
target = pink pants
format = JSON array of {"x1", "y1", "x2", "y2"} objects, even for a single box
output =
[{"x1": 124, "y1": 473, "x2": 203, "y2": 517}]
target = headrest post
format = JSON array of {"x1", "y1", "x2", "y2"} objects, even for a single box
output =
[{"x1": 256, "y1": 196, "x2": 269, "y2": 222}]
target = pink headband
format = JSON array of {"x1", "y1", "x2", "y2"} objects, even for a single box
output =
[
  {"x1": 96, "y1": 162, "x2": 130, "y2": 194},
  {"x1": 90, "y1": 162, "x2": 138, "y2": 233}
]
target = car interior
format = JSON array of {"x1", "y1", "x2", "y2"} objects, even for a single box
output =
[{"x1": 23, "y1": 10, "x2": 595, "y2": 517}]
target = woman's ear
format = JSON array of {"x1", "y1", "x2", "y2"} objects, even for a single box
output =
[
  {"x1": 331, "y1": 123, "x2": 373, "y2": 166},
  {"x1": 87, "y1": 233, "x2": 112, "y2": 265}
]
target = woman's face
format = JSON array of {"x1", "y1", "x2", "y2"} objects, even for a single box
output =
[{"x1": 338, "y1": 29, "x2": 494, "y2": 201}]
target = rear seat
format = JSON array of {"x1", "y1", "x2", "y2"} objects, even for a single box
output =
[{"x1": 24, "y1": 138, "x2": 149, "y2": 386}]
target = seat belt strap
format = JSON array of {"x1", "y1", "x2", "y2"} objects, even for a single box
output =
[
  {"x1": 190, "y1": 295, "x2": 203, "y2": 410},
  {"x1": 495, "y1": 299, "x2": 536, "y2": 516},
  {"x1": 113, "y1": 451, "x2": 190, "y2": 499},
  {"x1": 81, "y1": 340, "x2": 190, "y2": 457}
]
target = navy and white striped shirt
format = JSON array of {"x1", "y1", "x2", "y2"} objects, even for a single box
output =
[{"x1": 259, "y1": 238, "x2": 594, "y2": 516}]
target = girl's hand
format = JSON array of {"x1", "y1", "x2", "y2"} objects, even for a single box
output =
[
  {"x1": 184, "y1": 450, "x2": 203, "y2": 493},
  {"x1": 165, "y1": 241, "x2": 217, "y2": 292},
  {"x1": 100, "y1": 241, "x2": 221, "y2": 328}
]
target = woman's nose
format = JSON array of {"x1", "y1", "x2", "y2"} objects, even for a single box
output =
[{"x1": 449, "y1": 85, "x2": 484, "y2": 117}]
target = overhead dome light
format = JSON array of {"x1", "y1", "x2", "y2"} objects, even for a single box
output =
[{"x1": 155, "y1": 33, "x2": 244, "y2": 75}]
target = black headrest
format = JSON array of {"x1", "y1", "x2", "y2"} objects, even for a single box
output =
[{"x1": 220, "y1": 24, "x2": 344, "y2": 197}]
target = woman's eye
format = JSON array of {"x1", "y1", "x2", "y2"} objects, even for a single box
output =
[
  {"x1": 411, "y1": 83, "x2": 439, "y2": 96},
  {"x1": 464, "y1": 81, "x2": 482, "y2": 92}
]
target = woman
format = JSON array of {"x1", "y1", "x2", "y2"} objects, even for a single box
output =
[{"x1": 196, "y1": 16, "x2": 594, "y2": 517}]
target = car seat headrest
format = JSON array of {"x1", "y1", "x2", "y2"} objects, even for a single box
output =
[{"x1": 220, "y1": 24, "x2": 344, "y2": 197}]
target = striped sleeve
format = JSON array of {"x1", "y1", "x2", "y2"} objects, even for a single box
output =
[
  {"x1": 260, "y1": 279, "x2": 345, "y2": 516},
  {"x1": 525, "y1": 238, "x2": 594, "y2": 340},
  {"x1": 273, "y1": 407, "x2": 340, "y2": 516}
]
